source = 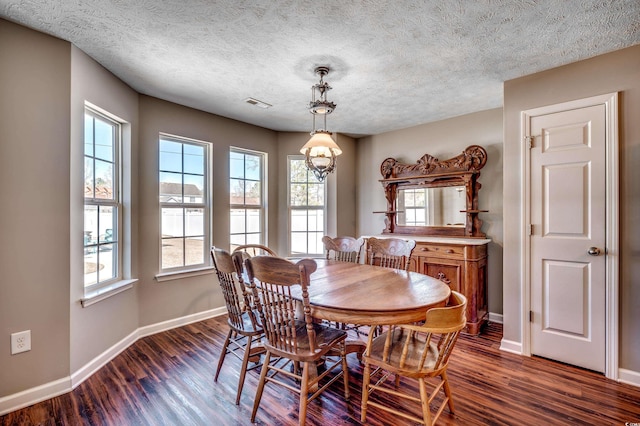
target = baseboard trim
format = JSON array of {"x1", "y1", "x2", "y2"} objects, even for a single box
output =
[
  {"x1": 618, "y1": 368, "x2": 640, "y2": 388},
  {"x1": 488, "y1": 312, "x2": 503, "y2": 324},
  {"x1": 70, "y1": 329, "x2": 139, "y2": 389},
  {"x1": 0, "y1": 308, "x2": 226, "y2": 416},
  {"x1": 499, "y1": 338, "x2": 523, "y2": 355},
  {"x1": 138, "y1": 307, "x2": 226, "y2": 338},
  {"x1": 0, "y1": 377, "x2": 71, "y2": 416}
]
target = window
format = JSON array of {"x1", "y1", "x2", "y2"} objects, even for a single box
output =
[
  {"x1": 230, "y1": 149, "x2": 265, "y2": 251},
  {"x1": 288, "y1": 156, "x2": 325, "y2": 256},
  {"x1": 159, "y1": 135, "x2": 210, "y2": 272},
  {"x1": 84, "y1": 109, "x2": 121, "y2": 290},
  {"x1": 398, "y1": 188, "x2": 427, "y2": 226}
]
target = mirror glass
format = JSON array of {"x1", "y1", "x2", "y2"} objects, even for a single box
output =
[{"x1": 396, "y1": 186, "x2": 466, "y2": 227}]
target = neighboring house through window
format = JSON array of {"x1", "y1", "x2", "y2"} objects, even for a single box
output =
[
  {"x1": 84, "y1": 108, "x2": 121, "y2": 291},
  {"x1": 288, "y1": 156, "x2": 325, "y2": 256},
  {"x1": 159, "y1": 134, "x2": 210, "y2": 272},
  {"x1": 229, "y1": 148, "x2": 266, "y2": 251}
]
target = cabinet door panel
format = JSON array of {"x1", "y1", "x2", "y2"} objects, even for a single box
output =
[{"x1": 421, "y1": 260, "x2": 462, "y2": 293}]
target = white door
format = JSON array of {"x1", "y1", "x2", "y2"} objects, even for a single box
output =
[{"x1": 528, "y1": 103, "x2": 606, "y2": 372}]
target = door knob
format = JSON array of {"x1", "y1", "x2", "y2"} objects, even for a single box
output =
[{"x1": 587, "y1": 247, "x2": 601, "y2": 256}]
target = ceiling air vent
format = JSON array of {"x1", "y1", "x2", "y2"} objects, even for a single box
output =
[{"x1": 244, "y1": 97, "x2": 272, "y2": 109}]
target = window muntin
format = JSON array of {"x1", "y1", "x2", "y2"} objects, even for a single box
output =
[
  {"x1": 84, "y1": 109, "x2": 121, "y2": 290},
  {"x1": 230, "y1": 149, "x2": 265, "y2": 250},
  {"x1": 159, "y1": 135, "x2": 209, "y2": 271},
  {"x1": 288, "y1": 157, "x2": 325, "y2": 256}
]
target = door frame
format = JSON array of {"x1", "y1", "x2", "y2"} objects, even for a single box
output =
[{"x1": 520, "y1": 92, "x2": 619, "y2": 379}]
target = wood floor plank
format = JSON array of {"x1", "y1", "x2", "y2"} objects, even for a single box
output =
[{"x1": 1, "y1": 319, "x2": 639, "y2": 425}]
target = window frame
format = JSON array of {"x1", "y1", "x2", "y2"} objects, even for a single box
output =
[
  {"x1": 229, "y1": 147, "x2": 267, "y2": 251},
  {"x1": 287, "y1": 155, "x2": 327, "y2": 256},
  {"x1": 158, "y1": 133, "x2": 211, "y2": 274},
  {"x1": 397, "y1": 187, "x2": 429, "y2": 226},
  {"x1": 83, "y1": 107, "x2": 123, "y2": 294}
]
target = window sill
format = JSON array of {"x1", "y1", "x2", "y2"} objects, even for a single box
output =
[
  {"x1": 155, "y1": 266, "x2": 215, "y2": 283},
  {"x1": 81, "y1": 279, "x2": 138, "y2": 308}
]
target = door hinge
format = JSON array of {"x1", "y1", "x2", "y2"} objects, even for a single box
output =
[
  {"x1": 529, "y1": 310, "x2": 533, "y2": 322},
  {"x1": 527, "y1": 224, "x2": 533, "y2": 236},
  {"x1": 524, "y1": 136, "x2": 534, "y2": 149}
]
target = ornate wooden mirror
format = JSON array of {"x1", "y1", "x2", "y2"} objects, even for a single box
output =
[{"x1": 378, "y1": 145, "x2": 488, "y2": 237}]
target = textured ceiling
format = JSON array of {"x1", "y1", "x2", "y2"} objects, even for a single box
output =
[{"x1": 2, "y1": 1, "x2": 639, "y2": 137}]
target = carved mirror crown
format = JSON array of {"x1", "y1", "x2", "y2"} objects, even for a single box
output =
[{"x1": 378, "y1": 145, "x2": 487, "y2": 238}]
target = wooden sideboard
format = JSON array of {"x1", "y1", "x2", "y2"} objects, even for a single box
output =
[
  {"x1": 410, "y1": 237, "x2": 489, "y2": 335},
  {"x1": 371, "y1": 146, "x2": 491, "y2": 335},
  {"x1": 366, "y1": 235, "x2": 490, "y2": 335}
]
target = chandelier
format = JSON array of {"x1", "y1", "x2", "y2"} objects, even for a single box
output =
[{"x1": 300, "y1": 66, "x2": 342, "y2": 181}]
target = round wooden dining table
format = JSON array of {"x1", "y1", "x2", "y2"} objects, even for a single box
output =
[{"x1": 302, "y1": 258, "x2": 451, "y2": 326}]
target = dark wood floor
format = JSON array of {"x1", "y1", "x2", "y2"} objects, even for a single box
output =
[{"x1": 2, "y1": 317, "x2": 639, "y2": 425}]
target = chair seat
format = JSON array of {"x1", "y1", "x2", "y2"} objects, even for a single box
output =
[
  {"x1": 229, "y1": 309, "x2": 263, "y2": 335},
  {"x1": 361, "y1": 291, "x2": 467, "y2": 425},
  {"x1": 264, "y1": 320, "x2": 347, "y2": 362},
  {"x1": 366, "y1": 327, "x2": 439, "y2": 375}
]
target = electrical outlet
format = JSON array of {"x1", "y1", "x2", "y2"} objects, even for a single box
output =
[{"x1": 11, "y1": 330, "x2": 31, "y2": 355}]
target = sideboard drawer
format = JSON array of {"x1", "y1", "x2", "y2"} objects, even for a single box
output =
[{"x1": 414, "y1": 243, "x2": 464, "y2": 259}]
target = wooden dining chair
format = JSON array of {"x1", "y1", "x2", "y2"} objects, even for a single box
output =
[
  {"x1": 210, "y1": 246, "x2": 265, "y2": 405},
  {"x1": 366, "y1": 236, "x2": 416, "y2": 271},
  {"x1": 231, "y1": 244, "x2": 277, "y2": 278},
  {"x1": 360, "y1": 291, "x2": 467, "y2": 425},
  {"x1": 366, "y1": 237, "x2": 418, "y2": 336},
  {"x1": 245, "y1": 255, "x2": 350, "y2": 426},
  {"x1": 322, "y1": 235, "x2": 369, "y2": 348},
  {"x1": 231, "y1": 243, "x2": 278, "y2": 299},
  {"x1": 322, "y1": 235, "x2": 365, "y2": 263},
  {"x1": 231, "y1": 243, "x2": 277, "y2": 258}
]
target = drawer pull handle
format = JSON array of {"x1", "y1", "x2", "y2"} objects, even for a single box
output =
[
  {"x1": 436, "y1": 272, "x2": 451, "y2": 285},
  {"x1": 445, "y1": 249, "x2": 454, "y2": 253},
  {"x1": 421, "y1": 247, "x2": 429, "y2": 251}
]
